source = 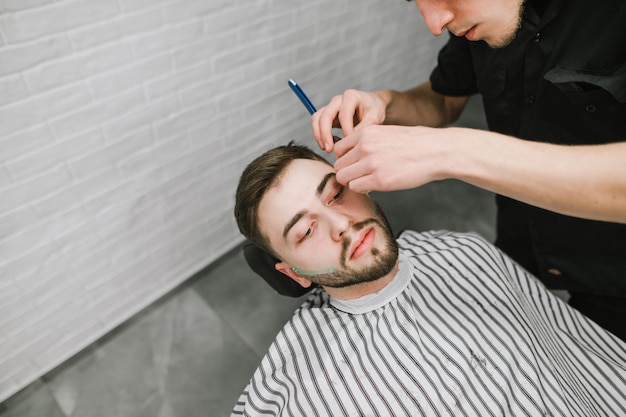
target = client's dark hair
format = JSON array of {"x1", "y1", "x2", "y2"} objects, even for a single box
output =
[{"x1": 234, "y1": 142, "x2": 330, "y2": 257}]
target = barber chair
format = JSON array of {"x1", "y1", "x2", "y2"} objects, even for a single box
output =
[{"x1": 243, "y1": 242, "x2": 317, "y2": 297}]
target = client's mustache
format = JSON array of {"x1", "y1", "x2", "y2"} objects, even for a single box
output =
[{"x1": 339, "y1": 218, "x2": 383, "y2": 268}]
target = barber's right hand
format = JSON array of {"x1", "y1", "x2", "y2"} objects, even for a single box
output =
[{"x1": 311, "y1": 89, "x2": 388, "y2": 153}]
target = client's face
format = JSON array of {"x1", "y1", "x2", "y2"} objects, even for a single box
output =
[{"x1": 258, "y1": 159, "x2": 398, "y2": 288}]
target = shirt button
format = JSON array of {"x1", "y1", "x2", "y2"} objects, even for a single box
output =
[
  {"x1": 547, "y1": 268, "x2": 562, "y2": 276},
  {"x1": 528, "y1": 95, "x2": 536, "y2": 104},
  {"x1": 585, "y1": 103, "x2": 597, "y2": 112},
  {"x1": 533, "y1": 32, "x2": 541, "y2": 43}
]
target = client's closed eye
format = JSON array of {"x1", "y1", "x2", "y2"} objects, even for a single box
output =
[{"x1": 298, "y1": 225, "x2": 314, "y2": 243}]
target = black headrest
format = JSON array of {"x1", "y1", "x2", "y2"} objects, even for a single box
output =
[{"x1": 242, "y1": 242, "x2": 317, "y2": 297}]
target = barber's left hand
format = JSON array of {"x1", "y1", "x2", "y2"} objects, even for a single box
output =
[{"x1": 333, "y1": 124, "x2": 448, "y2": 193}]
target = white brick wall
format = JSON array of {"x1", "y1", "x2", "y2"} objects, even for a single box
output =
[{"x1": 0, "y1": 0, "x2": 446, "y2": 402}]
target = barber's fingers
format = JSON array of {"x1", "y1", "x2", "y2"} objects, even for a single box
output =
[
  {"x1": 335, "y1": 156, "x2": 381, "y2": 193},
  {"x1": 333, "y1": 129, "x2": 359, "y2": 160},
  {"x1": 335, "y1": 90, "x2": 363, "y2": 137},
  {"x1": 313, "y1": 90, "x2": 379, "y2": 153},
  {"x1": 309, "y1": 112, "x2": 323, "y2": 151},
  {"x1": 335, "y1": 121, "x2": 388, "y2": 161},
  {"x1": 334, "y1": 134, "x2": 376, "y2": 186},
  {"x1": 337, "y1": 89, "x2": 389, "y2": 138},
  {"x1": 345, "y1": 175, "x2": 378, "y2": 194},
  {"x1": 335, "y1": 124, "x2": 424, "y2": 192},
  {"x1": 335, "y1": 156, "x2": 368, "y2": 188},
  {"x1": 312, "y1": 94, "x2": 346, "y2": 152},
  {"x1": 311, "y1": 110, "x2": 331, "y2": 152}
]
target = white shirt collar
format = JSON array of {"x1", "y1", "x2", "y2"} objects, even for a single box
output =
[{"x1": 329, "y1": 252, "x2": 412, "y2": 314}]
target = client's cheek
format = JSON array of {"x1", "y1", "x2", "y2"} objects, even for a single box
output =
[{"x1": 305, "y1": 239, "x2": 337, "y2": 265}]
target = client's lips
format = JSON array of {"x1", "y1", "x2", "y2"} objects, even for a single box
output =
[{"x1": 350, "y1": 227, "x2": 375, "y2": 260}]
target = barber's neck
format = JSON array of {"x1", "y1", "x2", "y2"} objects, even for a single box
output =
[{"x1": 323, "y1": 260, "x2": 400, "y2": 301}]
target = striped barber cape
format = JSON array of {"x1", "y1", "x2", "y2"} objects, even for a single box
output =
[{"x1": 231, "y1": 230, "x2": 626, "y2": 416}]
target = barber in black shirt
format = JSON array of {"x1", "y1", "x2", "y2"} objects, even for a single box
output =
[{"x1": 312, "y1": 0, "x2": 626, "y2": 340}]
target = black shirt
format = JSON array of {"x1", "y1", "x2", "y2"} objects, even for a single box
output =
[{"x1": 429, "y1": 0, "x2": 626, "y2": 296}]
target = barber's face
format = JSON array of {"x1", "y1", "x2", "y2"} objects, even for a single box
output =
[
  {"x1": 412, "y1": 0, "x2": 525, "y2": 48},
  {"x1": 258, "y1": 159, "x2": 398, "y2": 288}
]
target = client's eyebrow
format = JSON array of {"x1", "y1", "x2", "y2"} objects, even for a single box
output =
[
  {"x1": 316, "y1": 172, "x2": 335, "y2": 195},
  {"x1": 282, "y1": 172, "x2": 336, "y2": 238}
]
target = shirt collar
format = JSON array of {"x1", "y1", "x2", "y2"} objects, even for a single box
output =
[
  {"x1": 329, "y1": 252, "x2": 412, "y2": 314},
  {"x1": 524, "y1": 0, "x2": 563, "y2": 28}
]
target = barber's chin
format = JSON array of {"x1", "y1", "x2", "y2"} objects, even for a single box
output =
[{"x1": 487, "y1": 25, "x2": 520, "y2": 48}]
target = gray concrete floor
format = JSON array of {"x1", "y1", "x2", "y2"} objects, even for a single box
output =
[{"x1": 0, "y1": 97, "x2": 500, "y2": 417}]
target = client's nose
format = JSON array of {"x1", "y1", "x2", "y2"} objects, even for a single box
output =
[{"x1": 328, "y1": 211, "x2": 352, "y2": 242}]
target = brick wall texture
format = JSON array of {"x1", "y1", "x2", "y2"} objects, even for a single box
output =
[{"x1": 0, "y1": 0, "x2": 445, "y2": 402}]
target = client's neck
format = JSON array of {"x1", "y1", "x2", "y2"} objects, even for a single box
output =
[{"x1": 324, "y1": 260, "x2": 400, "y2": 301}]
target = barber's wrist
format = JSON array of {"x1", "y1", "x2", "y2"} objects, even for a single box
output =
[
  {"x1": 376, "y1": 89, "x2": 402, "y2": 124},
  {"x1": 444, "y1": 126, "x2": 500, "y2": 186},
  {"x1": 435, "y1": 127, "x2": 468, "y2": 181}
]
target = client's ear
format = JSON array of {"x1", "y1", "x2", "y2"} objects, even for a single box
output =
[
  {"x1": 275, "y1": 262, "x2": 313, "y2": 288},
  {"x1": 242, "y1": 242, "x2": 316, "y2": 297}
]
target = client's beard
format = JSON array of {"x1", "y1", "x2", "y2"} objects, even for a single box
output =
[{"x1": 308, "y1": 203, "x2": 399, "y2": 288}]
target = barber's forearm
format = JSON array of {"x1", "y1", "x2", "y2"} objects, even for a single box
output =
[
  {"x1": 445, "y1": 128, "x2": 626, "y2": 223},
  {"x1": 377, "y1": 82, "x2": 468, "y2": 128}
]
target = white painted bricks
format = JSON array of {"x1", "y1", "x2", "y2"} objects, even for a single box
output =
[{"x1": 0, "y1": 0, "x2": 445, "y2": 403}]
